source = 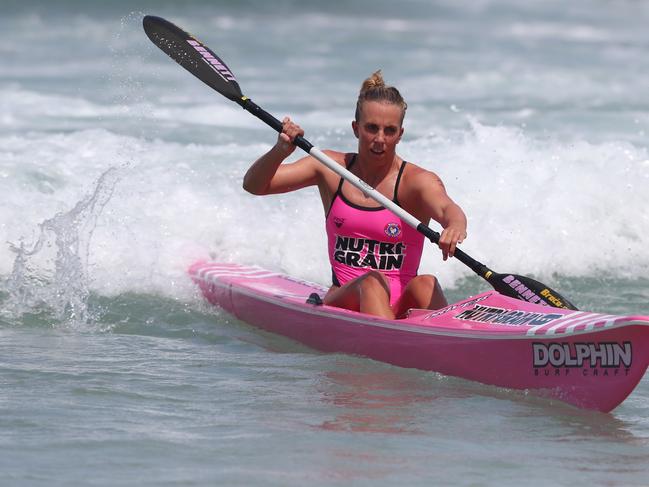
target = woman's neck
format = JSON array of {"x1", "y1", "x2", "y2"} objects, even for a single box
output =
[{"x1": 355, "y1": 153, "x2": 400, "y2": 187}]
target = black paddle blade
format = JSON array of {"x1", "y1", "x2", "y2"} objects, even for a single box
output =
[
  {"x1": 486, "y1": 272, "x2": 578, "y2": 310},
  {"x1": 143, "y1": 15, "x2": 243, "y2": 103}
]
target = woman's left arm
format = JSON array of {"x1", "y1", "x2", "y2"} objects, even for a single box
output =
[{"x1": 414, "y1": 170, "x2": 468, "y2": 261}]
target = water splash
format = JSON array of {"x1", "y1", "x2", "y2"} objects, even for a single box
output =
[{"x1": 1, "y1": 167, "x2": 121, "y2": 329}]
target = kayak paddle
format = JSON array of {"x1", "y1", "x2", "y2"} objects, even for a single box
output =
[{"x1": 142, "y1": 15, "x2": 578, "y2": 310}]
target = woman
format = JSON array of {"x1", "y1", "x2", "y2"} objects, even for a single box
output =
[{"x1": 243, "y1": 71, "x2": 467, "y2": 319}]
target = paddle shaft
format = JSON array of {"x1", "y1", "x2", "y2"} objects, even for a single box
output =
[{"x1": 239, "y1": 97, "x2": 491, "y2": 278}]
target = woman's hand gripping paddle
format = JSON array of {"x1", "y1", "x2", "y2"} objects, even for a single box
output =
[{"x1": 143, "y1": 15, "x2": 578, "y2": 310}]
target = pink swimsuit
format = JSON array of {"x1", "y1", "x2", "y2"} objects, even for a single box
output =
[{"x1": 325, "y1": 156, "x2": 425, "y2": 306}]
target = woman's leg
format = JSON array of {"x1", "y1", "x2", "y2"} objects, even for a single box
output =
[
  {"x1": 393, "y1": 274, "x2": 447, "y2": 318},
  {"x1": 324, "y1": 270, "x2": 394, "y2": 318}
]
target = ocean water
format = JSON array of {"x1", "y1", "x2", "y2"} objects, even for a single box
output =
[{"x1": 1, "y1": 0, "x2": 649, "y2": 485}]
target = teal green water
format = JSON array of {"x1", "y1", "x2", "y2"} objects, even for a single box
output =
[{"x1": 1, "y1": 1, "x2": 649, "y2": 485}]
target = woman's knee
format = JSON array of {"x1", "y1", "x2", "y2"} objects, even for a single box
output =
[
  {"x1": 404, "y1": 274, "x2": 447, "y2": 309},
  {"x1": 358, "y1": 270, "x2": 391, "y2": 299},
  {"x1": 407, "y1": 274, "x2": 438, "y2": 293}
]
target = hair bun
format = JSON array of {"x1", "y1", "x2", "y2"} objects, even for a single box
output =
[{"x1": 360, "y1": 70, "x2": 385, "y2": 93}]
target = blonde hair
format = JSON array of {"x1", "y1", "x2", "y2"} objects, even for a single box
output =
[{"x1": 355, "y1": 70, "x2": 408, "y2": 124}]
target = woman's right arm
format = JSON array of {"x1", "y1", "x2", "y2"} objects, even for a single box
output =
[{"x1": 242, "y1": 117, "x2": 319, "y2": 195}]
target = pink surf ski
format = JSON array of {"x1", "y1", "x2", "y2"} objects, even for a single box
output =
[{"x1": 190, "y1": 261, "x2": 649, "y2": 412}]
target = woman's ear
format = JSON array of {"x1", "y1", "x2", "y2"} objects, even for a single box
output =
[{"x1": 352, "y1": 120, "x2": 359, "y2": 139}]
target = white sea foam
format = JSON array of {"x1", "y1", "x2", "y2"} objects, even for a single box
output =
[
  {"x1": 405, "y1": 119, "x2": 649, "y2": 282},
  {"x1": 1, "y1": 119, "x2": 647, "y2": 306}
]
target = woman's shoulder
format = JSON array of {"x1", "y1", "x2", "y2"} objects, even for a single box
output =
[
  {"x1": 402, "y1": 160, "x2": 441, "y2": 180},
  {"x1": 400, "y1": 160, "x2": 445, "y2": 192},
  {"x1": 315, "y1": 150, "x2": 356, "y2": 168}
]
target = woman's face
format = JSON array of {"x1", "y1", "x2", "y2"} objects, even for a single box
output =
[{"x1": 352, "y1": 100, "x2": 404, "y2": 164}]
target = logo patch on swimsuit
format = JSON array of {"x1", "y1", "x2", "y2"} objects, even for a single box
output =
[
  {"x1": 334, "y1": 236, "x2": 406, "y2": 270},
  {"x1": 333, "y1": 217, "x2": 345, "y2": 228},
  {"x1": 384, "y1": 223, "x2": 402, "y2": 238}
]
